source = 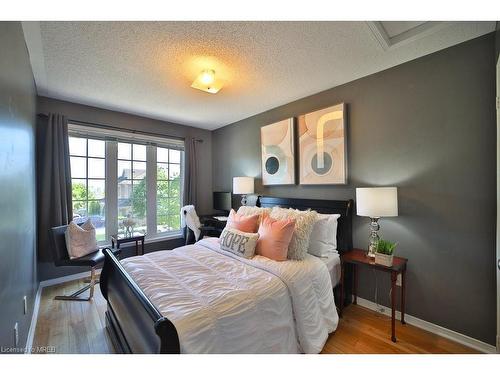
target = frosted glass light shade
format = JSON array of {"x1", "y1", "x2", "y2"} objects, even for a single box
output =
[
  {"x1": 233, "y1": 177, "x2": 254, "y2": 195},
  {"x1": 356, "y1": 187, "x2": 398, "y2": 218}
]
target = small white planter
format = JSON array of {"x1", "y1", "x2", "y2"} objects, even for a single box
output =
[{"x1": 375, "y1": 252, "x2": 394, "y2": 267}]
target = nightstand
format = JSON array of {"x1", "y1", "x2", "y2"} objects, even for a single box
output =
[{"x1": 340, "y1": 248, "x2": 408, "y2": 342}]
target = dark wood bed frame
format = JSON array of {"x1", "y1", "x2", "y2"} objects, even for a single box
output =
[{"x1": 100, "y1": 196, "x2": 354, "y2": 354}]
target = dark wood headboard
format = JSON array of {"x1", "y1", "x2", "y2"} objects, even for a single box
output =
[{"x1": 257, "y1": 196, "x2": 354, "y2": 253}]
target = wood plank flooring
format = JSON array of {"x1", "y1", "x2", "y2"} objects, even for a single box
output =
[{"x1": 33, "y1": 278, "x2": 478, "y2": 354}]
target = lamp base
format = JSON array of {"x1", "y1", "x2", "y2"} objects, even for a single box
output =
[
  {"x1": 367, "y1": 217, "x2": 380, "y2": 258},
  {"x1": 240, "y1": 194, "x2": 247, "y2": 206}
]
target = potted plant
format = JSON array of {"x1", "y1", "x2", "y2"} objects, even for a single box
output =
[{"x1": 374, "y1": 239, "x2": 397, "y2": 267}]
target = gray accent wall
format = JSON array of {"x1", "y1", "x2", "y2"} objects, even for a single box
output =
[
  {"x1": 212, "y1": 34, "x2": 497, "y2": 345},
  {"x1": 0, "y1": 22, "x2": 38, "y2": 351},
  {"x1": 36, "y1": 97, "x2": 213, "y2": 281}
]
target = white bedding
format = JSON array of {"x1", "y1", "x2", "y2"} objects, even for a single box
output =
[
  {"x1": 319, "y1": 252, "x2": 341, "y2": 287},
  {"x1": 120, "y1": 237, "x2": 338, "y2": 353}
]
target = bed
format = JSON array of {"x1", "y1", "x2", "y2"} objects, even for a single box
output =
[{"x1": 100, "y1": 196, "x2": 353, "y2": 354}]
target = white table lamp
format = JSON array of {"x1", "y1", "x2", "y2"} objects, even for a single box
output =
[
  {"x1": 233, "y1": 177, "x2": 254, "y2": 206},
  {"x1": 356, "y1": 187, "x2": 398, "y2": 258}
]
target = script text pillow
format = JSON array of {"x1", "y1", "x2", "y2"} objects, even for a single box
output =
[
  {"x1": 219, "y1": 227, "x2": 259, "y2": 259},
  {"x1": 270, "y1": 207, "x2": 318, "y2": 260},
  {"x1": 308, "y1": 214, "x2": 341, "y2": 257},
  {"x1": 65, "y1": 219, "x2": 97, "y2": 259},
  {"x1": 226, "y1": 209, "x2": 260, "y2": 233},
  {"x1": 256, "y1": 215, "x2": 296, "y2": 261}
]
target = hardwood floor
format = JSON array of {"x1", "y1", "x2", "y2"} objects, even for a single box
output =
[
  {"x1": 33, "y1": 278, "x2": 478, "y2": 354},
  {"x1": 33, "y1": 278, "x2": 113, "y2": 354}
]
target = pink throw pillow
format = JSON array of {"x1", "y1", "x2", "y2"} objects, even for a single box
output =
[
  {"x1": 226, "y1": 209, "x2": 260, "y2": 233},
  {"x1": 256, "y1": 215, "x2": 296, "y2": 261}
]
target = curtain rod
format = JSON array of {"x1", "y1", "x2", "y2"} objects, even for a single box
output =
[{"x1": 37, "y1": 113, "x2": 204, "y2": 143}]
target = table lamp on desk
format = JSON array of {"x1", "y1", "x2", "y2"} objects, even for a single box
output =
[{"x1": 233, "y1": 177, "x2": 254, "y2": 206}]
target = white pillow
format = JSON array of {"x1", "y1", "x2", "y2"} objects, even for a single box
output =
[
  {"x1": 237, "y1": 206, "x2": 271, "y2": 223},
  {"x1": 308, "y1": 213, "x2": 341, "y2": 257},
  {"x1": 219, "y1": 227, "x2": 259, "y2": 259},
  {"x1": 65, "y1": 219, "x2": 98, "y2": 259},
  {"x1": 270, "y1": 207, "x2": 318, "y2": 260}
]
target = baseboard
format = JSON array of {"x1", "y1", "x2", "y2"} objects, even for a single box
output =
[
  {"x1": 25, "y1": 283, "x2": 42, "y2": 354},
  {"x1": 356, "y1": 297, "x2": 497, "y2": 354},
  {"x1": 39, "y1": 270, "x2": 92, "y2": 288}
]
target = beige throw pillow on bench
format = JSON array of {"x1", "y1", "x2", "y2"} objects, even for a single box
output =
[{"x1": 65, "y1": 219, "x2": 98, "y2": 259}]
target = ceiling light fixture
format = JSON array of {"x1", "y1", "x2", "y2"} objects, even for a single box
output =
[{"x1": 191, "y1": 69, "x2": 222, "y2": 94}]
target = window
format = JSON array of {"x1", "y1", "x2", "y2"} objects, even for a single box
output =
[
  {"x1": 69, "y1": 137, "x2": 106, "y2": 241},
  {"x1": 156, "y1": 147, "x2": 182, "y2": 234},
  {"x1": 117, "y1": 143, "x2": 147, "y2": 236},
  {"x1": 68, "y1": 125, "x2": 184, "y2": 244}
]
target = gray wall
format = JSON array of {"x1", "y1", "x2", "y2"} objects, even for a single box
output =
[
  {"x1": 0, "y1": 22, "x2": 38, "y2": 351},
  {"x1": 37, "y1": 96, "x2": 213, "y2": 281},
  {"x1": 212, "y1": 33, "x2": 497, "y2": 345}
]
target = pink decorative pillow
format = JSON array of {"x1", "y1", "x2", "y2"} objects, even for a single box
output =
[
  {"x1": 226, "y1": 209, "x2": 259, "y2": 233},
  {"x1": 256, "y1": 215, "x2": 296, "y2": 261}
]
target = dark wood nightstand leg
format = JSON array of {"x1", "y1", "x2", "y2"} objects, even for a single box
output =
[
  {"x1": 141, "y1": 239, "x2": 145, "y2": 255},
  {"x1": 391, "y1": 271, "x2": 397, "y2": 342},
  {"x1": 401, "y1": 269, "x2": 406, "y2": 324},
  {"x1": 353, "y1": 264, "x2": 357, "y2": 305},
  {"x1": 339, "y1": 261, "x2": 345, "y2": 317}
]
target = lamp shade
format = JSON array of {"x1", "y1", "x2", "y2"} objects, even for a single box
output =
[
  {"x1": 233, "y1": 177, "x2": 254, "y2": 195},
  {"x1": 356, "y1": 187, "x2": 398, "y2": 218}
]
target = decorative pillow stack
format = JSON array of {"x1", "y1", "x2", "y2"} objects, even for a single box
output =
[
  {"x1": 65, "y1": 219, "x2": 98, "y2": 259},
  {"x1": 308, "y1": 213, "x2": 341, "y2": 257},
  {"x1": 219, "y1": 227, "x2": 260, "y2": 259},
  {"x1": 222, "y1": 205, "x2": 337, "y2": 262},
  {"x1": 269, "y1": 207, "x2": 318, "y2": 260}
]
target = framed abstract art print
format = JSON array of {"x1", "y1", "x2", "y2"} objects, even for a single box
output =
[
  {"x1": 298, "y1": 103, "x2": 347, "y2": 185},
  {"x1": 260, "y1": 118, "x2": 296, "y2": 186}
]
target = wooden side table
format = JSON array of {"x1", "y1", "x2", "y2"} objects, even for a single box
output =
[
  {"x1": 111, "y1": 233, "x2": 146, "y2": 256},
  {"x1": 340, "y1": 248, "x2": 408, "y2": 342}
]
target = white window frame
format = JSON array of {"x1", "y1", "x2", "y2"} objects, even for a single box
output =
[{"x1": 68, "y1": 124, "x2": 185, "y2": 244}]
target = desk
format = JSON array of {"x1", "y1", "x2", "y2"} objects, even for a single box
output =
[{"x1": 200, "y1": 215, "x2": 228, "y2": 233}]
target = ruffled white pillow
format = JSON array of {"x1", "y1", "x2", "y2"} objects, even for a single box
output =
[
  {"x1": 270, "y1": 207, "x2": 318, "y2": 260},
  {"x1": 65, "y1": 219, "x2": 98, "y2": 259}
]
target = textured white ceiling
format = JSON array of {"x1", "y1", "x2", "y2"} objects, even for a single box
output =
[{"x1": 23, "y1": 21, "x2": 495, "y2": 130}]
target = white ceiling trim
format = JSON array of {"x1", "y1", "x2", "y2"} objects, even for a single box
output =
[
  {"x1": 367, "y1": 21, "x2": 452, "y2": 50},
  {"x1": 21, "y1": 21, "x2": 48, "y2": 96}
]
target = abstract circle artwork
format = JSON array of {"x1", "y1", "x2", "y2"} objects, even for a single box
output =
[
  {"x1": 298, "y1": 103, "x2": 347, "y2": 184},
  {"x1": 260, "y1": 118, "x2": 295, "y2": 185}
]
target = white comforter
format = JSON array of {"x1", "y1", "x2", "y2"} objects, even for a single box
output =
[{"x1": 120, "y1": 237, "x2": 338, "y2": 353}]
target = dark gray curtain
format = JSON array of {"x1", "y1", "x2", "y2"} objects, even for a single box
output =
[
  {"x1": 36, "y1": 113, "x2": 72, "y2": 262},
  {"x1": 183, "y1": 137, "x2": 199, "y2": 207}
]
